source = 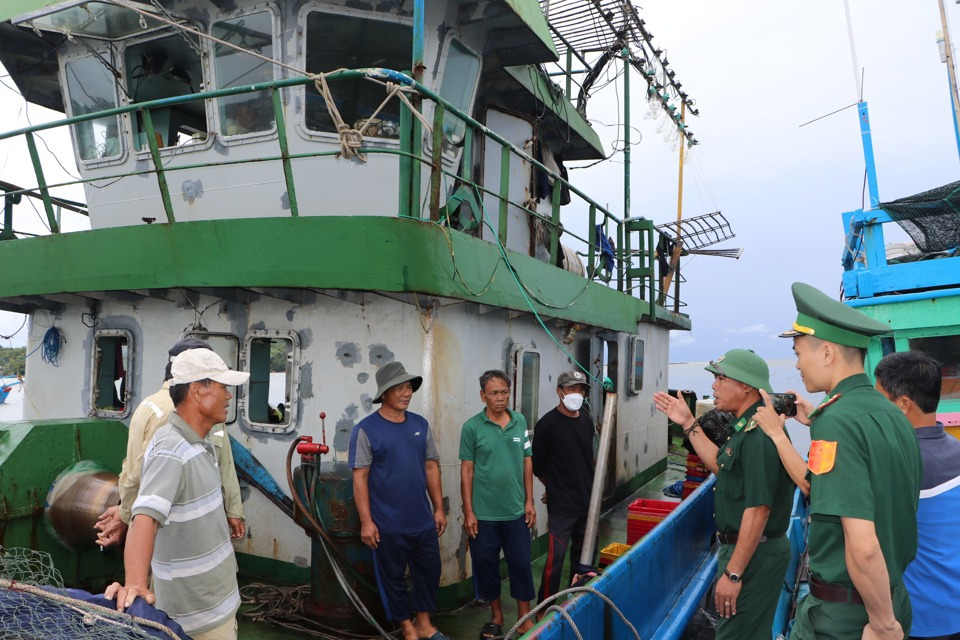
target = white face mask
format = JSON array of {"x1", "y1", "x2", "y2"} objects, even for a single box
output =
[{"x1": 561, "y1": 392, "x2": 584, "y2": 412}]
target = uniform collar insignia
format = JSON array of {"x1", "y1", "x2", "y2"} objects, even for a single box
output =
[
  {"x1": 744, "y1": 418, "x2": 758, "y2": 432},
  {"x1": 807, "y1": 393, "x2": 842, "y2": 421}
]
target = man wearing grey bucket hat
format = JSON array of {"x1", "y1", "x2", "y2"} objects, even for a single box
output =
[
  {"x1": 654, "y1": 349, "x2": 794, "y2": 640},
  {"x1": 349, "y1": 361, "x2": 449, "y2": 640}
]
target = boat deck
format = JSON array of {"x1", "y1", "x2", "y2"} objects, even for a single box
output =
[{"x1": 237, "y1": 447, "x2": 688, "y2": 639}]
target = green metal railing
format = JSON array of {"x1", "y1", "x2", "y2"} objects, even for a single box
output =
[{"x1": 0, "y1": 69, "x2": 678, "y2": 312}]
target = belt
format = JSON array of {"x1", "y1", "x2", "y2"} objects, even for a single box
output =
[
  {"x1": 715, "y1": 531, "x2": 785, "y2": 545},
  {"x1": 808, "y1": 574, "x2": 864, "y2": 605}
]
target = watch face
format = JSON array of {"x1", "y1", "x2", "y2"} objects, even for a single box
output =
[{"x1": 726, "y1": 570, "x2": 741, "y2": 583}]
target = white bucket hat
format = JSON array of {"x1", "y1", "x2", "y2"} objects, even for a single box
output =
[{"x1": 169, "y1": 349, "x2": 250, "y2": 386}]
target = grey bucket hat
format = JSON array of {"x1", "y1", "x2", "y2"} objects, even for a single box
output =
[{"x1": 372, "y1": 361, "x2": 423, "y2": 403}]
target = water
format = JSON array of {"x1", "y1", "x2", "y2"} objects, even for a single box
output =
[{"x1": 669, "y1": 358, "x2": 819, "y2": 455}]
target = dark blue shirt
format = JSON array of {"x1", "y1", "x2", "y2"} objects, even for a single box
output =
[
  {"x1": 348, "y1": 411, "x2": 439, "y2": 534},
  {"x1": 903, "y1": 423, "x2": 960, "y2": 636}
]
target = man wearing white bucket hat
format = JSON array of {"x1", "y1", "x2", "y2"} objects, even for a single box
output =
[{"x1": 106, "y1": 349, "x2": 250, "y2": 640}]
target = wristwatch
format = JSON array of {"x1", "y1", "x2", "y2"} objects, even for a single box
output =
[{"x1": 724, "y1": 569, "x2": 742, "y2": 584}]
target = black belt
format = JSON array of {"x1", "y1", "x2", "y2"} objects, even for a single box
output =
[
  {"x1": 715, "y1": 531, "x2": 785, "y2": 545},
  {"x1": 809, "y1": 574, "x2": 864, "y2": 605}
]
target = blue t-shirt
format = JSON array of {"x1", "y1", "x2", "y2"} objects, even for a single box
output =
[
  {"x1": 348, "y1": 410, "x2": 439, "y2": 534},
  {"x1": 903, "y1": 424, "x2": 960, "y2": 637}
]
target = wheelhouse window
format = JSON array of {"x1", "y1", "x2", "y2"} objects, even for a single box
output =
[
  {"x1": 245, "y1": 330, "x2": 300, "y2": 433},
  {"x1": 91, "y1": 329, "x2": 132, "y2": 418},
  {"x1": 438, "y1": 39, "x2": 480, "y2": 145},
  {"x1": 213, "y1": 11, "x2": 276, "y2": 137},
  {"x1": 124, "y1": 32, "x2": 206, "y2": 150},
  {"x1": 184, "y1": 332, "x2": 240, "y2": 424},
  {"x1": 908, "y1": 334, "x2": 960, "y2": 401},
  {"x1": 303, "y1": 11, "x2": 411, "y2": 139},
  {"x1": 65, "y1": 55, "x2": 122, "y2": 161}
]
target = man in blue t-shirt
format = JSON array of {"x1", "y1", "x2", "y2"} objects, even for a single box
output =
[
  {"x1": 349, "y1": 361, "x2": 449, "y2": 640},
  {"x1": 875, "y1": 351, "x2": 960, "y2": 640}
]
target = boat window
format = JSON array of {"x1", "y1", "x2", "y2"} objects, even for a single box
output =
[
  {"x1": 515, "y1": 349, "x2": 540, "y2": 431},
  {"x1": 630, "y1": 337, "x2": 644, "y2": 394},
  {"x1": 65, "y1": 55, "x2": 122, "y2": 161},
  {"x1": 603, "y1": 338, "x2": 619, "y2": 393},
  {"x1": 213, "y1": 11, "x2": 277, "y2": 137},
  {"x1": 303, "y1": 11, "x2": 411, "y2": 138},
  {"x1": 438, "y1": 39, "x2": 480, "y2": 145},
  {"x1": 91, "y1": 329, "x2": 132, "y2": 418},
  {"x1": 184, "y1": 332, "x2": 240, "y2": 424},
  {"x1": 124, "y1": 32, "x2": 206, "y2": 150},
  {"x1": 907, "y1": 334, "x2": 960, "y2": 401},
  {"x1": 16, "y1": 1, "x2": 165, "y2": 40},
  {"x1": 245, "y1": 330, "x2": 300, "y2": 433}
]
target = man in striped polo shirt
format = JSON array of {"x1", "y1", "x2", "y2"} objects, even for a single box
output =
[{"x1": 106, "y1": 349, "x2": 250, "y2": 640}]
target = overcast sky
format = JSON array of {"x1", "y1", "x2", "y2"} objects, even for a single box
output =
[{"x1": 1, "y1": 0, "x2": 958, "y2": 363}]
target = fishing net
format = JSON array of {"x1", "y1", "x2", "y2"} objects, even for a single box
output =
[
  {"x1": 879, "y1": 181, "x2": 960, "y2": 254},
  {"x1": 0, "y1": 546, "x2": 186, "y2": 640}
]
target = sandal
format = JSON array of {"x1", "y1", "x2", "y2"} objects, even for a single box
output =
[{"x1": 479, "y1": 622, "x2": 503, "y2": 640}]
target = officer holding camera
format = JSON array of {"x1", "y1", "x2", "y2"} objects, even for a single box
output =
[
  {"x1": 754, "y1": 283, "x2": 920, "y2": 640},
  {"x1": 654, "y1": 349, "x2": 795, "y2": 640}
]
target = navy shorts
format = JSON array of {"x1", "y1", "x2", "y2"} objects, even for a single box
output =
[{"x1": 470, "y1": 516, "x2": 535, "y2": 602}]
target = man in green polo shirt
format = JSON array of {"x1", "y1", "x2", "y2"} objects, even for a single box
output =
[
  {"x1": 460, "y1": 369, "x2": 536, "y2": 640},
  {"x1": 754, "y1": 282, "x2": 921, "y2": 640},
  {"x1": 654, "y1": 349, "x2": 794, "y2": 640}
]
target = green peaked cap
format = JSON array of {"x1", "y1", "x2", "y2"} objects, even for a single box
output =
[{"x1": 779, "y1": 282, "x2": 891, "y2": 348}]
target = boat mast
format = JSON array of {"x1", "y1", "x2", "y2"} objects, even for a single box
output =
[
  {"x1": 937, "y1": 0, "x2": 960, "y2": 160},
  {"x1": 843, "y1": 0, "x2": 880, "y2": 209}
]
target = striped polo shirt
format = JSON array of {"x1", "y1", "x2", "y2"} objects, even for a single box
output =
[{"x1": 132, "y1": 413, "x2": 239, "y2": 635}]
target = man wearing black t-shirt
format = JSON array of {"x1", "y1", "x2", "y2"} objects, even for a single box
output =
[{"x1": 532, "y1": 370, "x2": 596, "y2": 607}]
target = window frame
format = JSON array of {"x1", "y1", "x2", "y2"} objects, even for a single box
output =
[
  {"x1": 209, "y1": 4, "x2": 282, "y2": 144},
  {"x1": 628, "y1": 336, "x2": 644, "y2": 395},
  {"x1": 295, "y1": 2, "x2": 413, "y2": 146},
  {"x1": 90, "y1": 328, "x2": 134, "y2": 419},
  {"x1": 119, "y1": 25, "x2": 215, "y2": 158},
  {"x1": 60, "y1": 47, "x2": 128, "y2": 168},
  {"x1": 241, "y1": 329, "x2": 301, "y2": 434},
  {"x1": 513, "y1": 347, "x2": 541, "y2": 433},
  {"x1": 431, "y1": 33, "x2": 482, "y2": 158}
]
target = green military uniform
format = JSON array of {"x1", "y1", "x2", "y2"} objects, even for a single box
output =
[
  {"x1": 704, "y1": 350, "x2": 796, "y2": 640},
  {"x1": 782, "y1": 283, "x2": 922, "y2": 639},
  {"x1": 714, "y1": 403, "x2": 794, "y2": 640}
]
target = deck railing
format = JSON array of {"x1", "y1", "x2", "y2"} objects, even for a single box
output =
[{"x1": 0, "y1": 69, "x2": 684, "y2": 314}]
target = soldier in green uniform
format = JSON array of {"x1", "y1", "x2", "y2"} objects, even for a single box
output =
[
  {"x1": 654, "y1": 349, "x2": 794, "y2": 640},
  {"x1": 754, "y1": 282, "x2": 921, "y2": 640}
]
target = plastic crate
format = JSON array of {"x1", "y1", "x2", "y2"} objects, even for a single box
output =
[
  {"x1": 628, "y1": 498, "x2": 681, "y2": 515},
  {"x1": 598, "y1": 542, "x2": 631, "y2": 567}
]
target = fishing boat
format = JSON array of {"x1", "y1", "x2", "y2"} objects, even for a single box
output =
[
  {"x1": 836, "y1": 2, "x2": 960, "y2": 438},
  {"x1": 0, "y1": 0, "x2": 755, "y2": 637},
  {"x1": 0, "y1": 378, "x2": 22, "y2": 404}
]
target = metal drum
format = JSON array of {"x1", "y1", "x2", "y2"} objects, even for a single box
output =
[
  {"x1": 45, "y1": 461, "x2": 119, "y2": 552},
  {"x1": 293, "y1": 463, "x2": 383, "y2": 629}
]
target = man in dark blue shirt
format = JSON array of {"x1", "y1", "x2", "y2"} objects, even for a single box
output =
[
  {"x1": 875, "y1": 351, "x2": 960, "y2": 640},
  {"x1": 349, "y1": 361, "x2": 449, "y2": 640}
]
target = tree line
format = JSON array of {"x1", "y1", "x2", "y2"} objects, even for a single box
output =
[{"x1": 0, "y1": 346, "x2": 26, "y2": 377}]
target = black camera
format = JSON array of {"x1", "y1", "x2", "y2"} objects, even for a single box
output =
[{"x1": 768, "y1": 392, "x2": 797, "y2": 417}]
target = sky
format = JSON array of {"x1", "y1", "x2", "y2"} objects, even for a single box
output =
[{"x1": 1, "y1": 0, "x2": 958, "y2": 363}]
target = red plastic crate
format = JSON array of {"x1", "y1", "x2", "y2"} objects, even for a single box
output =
[{"x1": 628, "y1": 498, "x2": 681, "y2": 515}]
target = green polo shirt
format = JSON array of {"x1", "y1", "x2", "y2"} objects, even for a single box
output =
[
  {"x1": 807, "y1": 373, "x2": 921, "y2": 586},
  {"x1": 714, "y1": 401, "x2": 794, "y2": 536},
  {"x1": 459, "y1": 409, "x2": 531, "y2": 521}
]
